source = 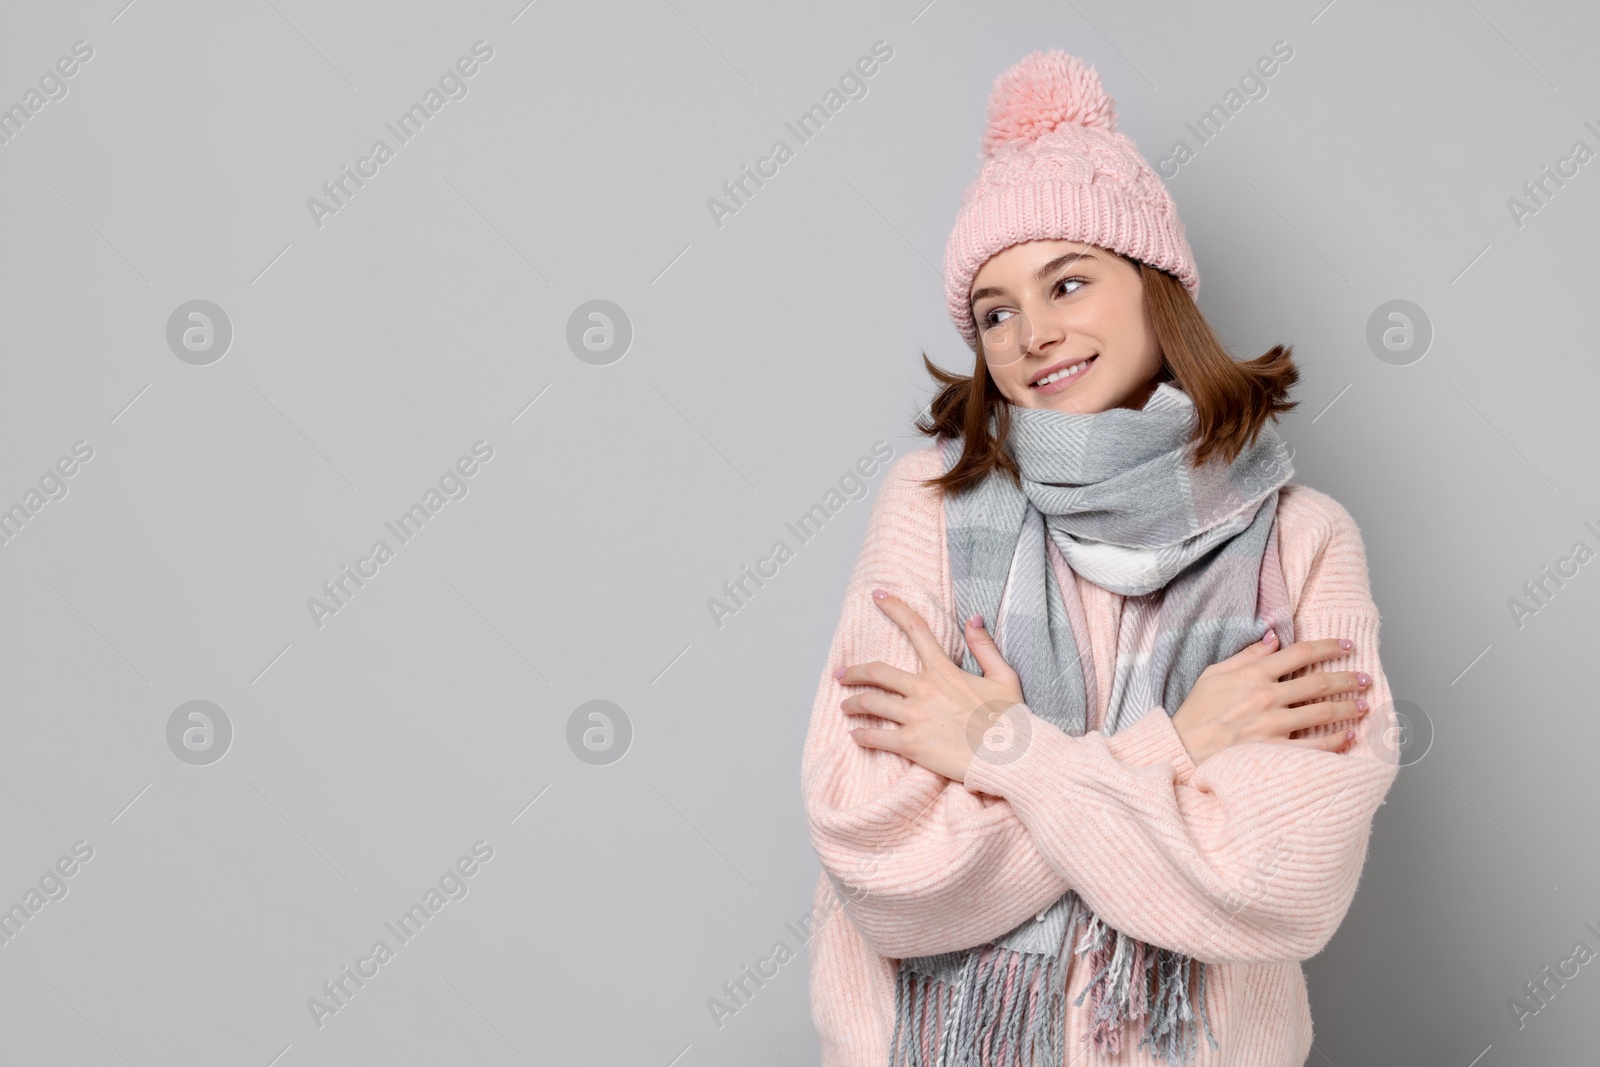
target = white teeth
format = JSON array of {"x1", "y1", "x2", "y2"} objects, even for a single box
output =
[{"x1": 1034, "y1": 358, "x2": 1092, "y2": 386}]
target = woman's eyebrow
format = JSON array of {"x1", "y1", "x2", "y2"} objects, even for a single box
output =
[{"x1": 970, "y1": 252, "x2": 1101, "y2": 305}]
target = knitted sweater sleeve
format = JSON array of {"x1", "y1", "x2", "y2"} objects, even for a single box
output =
[
  {"x1": 800, "y1": 447, "x2": 1203, "y2": 960},
  {"x1": 961, "y1": 483, "x2": 1401, "y2": 964}
]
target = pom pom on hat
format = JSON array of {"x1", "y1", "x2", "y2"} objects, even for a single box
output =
[{"x1": 980, "y1": 50, "x2": 1117, "y2": 158}]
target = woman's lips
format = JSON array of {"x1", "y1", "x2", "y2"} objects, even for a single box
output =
[{"x1": 1031, "y1": 355, "x2": 1097, "y2": 395}]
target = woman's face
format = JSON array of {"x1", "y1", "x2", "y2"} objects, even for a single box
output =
[{"x1": 969, "y1": 239, "x2": 1164, "y2": 414}]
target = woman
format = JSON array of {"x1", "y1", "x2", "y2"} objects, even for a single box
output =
[{"x1": 800, "y1": 51, "x2": 1400, "y2": 1067}]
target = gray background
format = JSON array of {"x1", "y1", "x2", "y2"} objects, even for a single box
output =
[{"x1": 0, "y1": 0, "x2": 1595, "y2": 1064}]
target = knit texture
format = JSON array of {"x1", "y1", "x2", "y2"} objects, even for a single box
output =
[
  {"x1": 944, "y1": 51, "x2": 1200, "y2": 354},
  {"x1": 801, "y1": 445, "x2": 1399, "y2": 1067}
]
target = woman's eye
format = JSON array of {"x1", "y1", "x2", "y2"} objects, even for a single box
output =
[{"x1": 981, "y1": 278, "x2": 1086, "y2": 326}]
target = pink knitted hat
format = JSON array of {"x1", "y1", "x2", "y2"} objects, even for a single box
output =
[{"x1": 944, "y1": 51, "x2": 1200, "y2": 353}]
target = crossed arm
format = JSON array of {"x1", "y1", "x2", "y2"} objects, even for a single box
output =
[{"x1": 800, "y1": 453, "x2": 1399, "y2": 965}]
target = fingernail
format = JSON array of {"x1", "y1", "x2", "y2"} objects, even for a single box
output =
[
  {"x1": 833, "y1": 667, "x2": 845, "y2": 680},
  {"x1": 1357, "y1": 672, "x2": 1371, "y2": 687},
  {"x1": 1357, "y1": 697, "x2": 1368, "y2": 712},
  {"x1": 1346, "y1": 729, "x2": 1355, "y2": 739},
  {"x1": 1263, "y1": 629, "x2": 1276, "y2": 645},
  {"x1": 968, "y1": 613, "x2": 983, "y2": 628},
  {"x1": 1339, "y1": 638, "x2": 1352, "y2": 650},
  {"x1": 872, "y1": 588, "x2": 887, "y2": 600}
]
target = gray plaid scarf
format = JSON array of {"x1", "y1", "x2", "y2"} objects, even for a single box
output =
[{"x1": 890, "y1": 382, "x2": 1297, "y2": 1066}]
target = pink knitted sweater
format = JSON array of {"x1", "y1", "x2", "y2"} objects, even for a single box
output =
[{"x1": 801, "y1": 444, "x2": 1399, "y2": 1066}]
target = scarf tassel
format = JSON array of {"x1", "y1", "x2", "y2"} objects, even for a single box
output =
[
  {"x1": 890, "y1": 906, "x2": 1220, "y2": 1066},
  {"x1": 1071, "y1": 913, "x2": 1221, "y2": 1065},
  {"x1": 889, "y1": 942, "x2": 1068, "y2": 1066}
]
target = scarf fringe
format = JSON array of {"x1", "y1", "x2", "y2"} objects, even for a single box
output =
[
  {"x1": 891, "y1": 901, "x2": 1219, "y2": 1066},
  {"x1": 1069, "y1": 911, "x2": 1221, "y2": 1065}
]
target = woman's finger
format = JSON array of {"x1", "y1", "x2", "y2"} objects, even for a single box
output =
[
  {"x1": 1238, "y1": 627, "x2": 1279, "y2": 660},
  {"x1": 836, "y1": 659, "x2": 918, "y2": 696},
  {"x1": 1275, "y1": 697, "x2": 1367, "y2": 735},
  {"x1": 1263, "y1": 730, "x2": 1353, "y2": 752},
  {"x1": 843, "y1": 689, "x2": 909, "y2": 724},
  {"x1": 962, "y1": 615, "x2": 1019, "y2": 685},
  {"x1": 871, "y1": 589, "x2": 952, "y2": 670},
  {"x1": 851, "y1": 726, "x2": 908, "y2": 756}
]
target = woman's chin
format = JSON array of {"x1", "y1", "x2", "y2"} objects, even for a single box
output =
[{"x1": 1037, "y1": 388, "x2": 1107, "y2": 414}]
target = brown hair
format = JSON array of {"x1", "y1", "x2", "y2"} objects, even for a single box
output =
[{"x1": 915, "y1": 252, "x2": 1300, "y2": 496}]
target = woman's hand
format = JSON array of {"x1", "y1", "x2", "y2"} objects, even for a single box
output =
[
  {"x1": 1170, "y1": 629, "x2": 1372, "y2": 765},
  {"x1": 837, "y1": 588, "x2": 1025, "y2": 784}
]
